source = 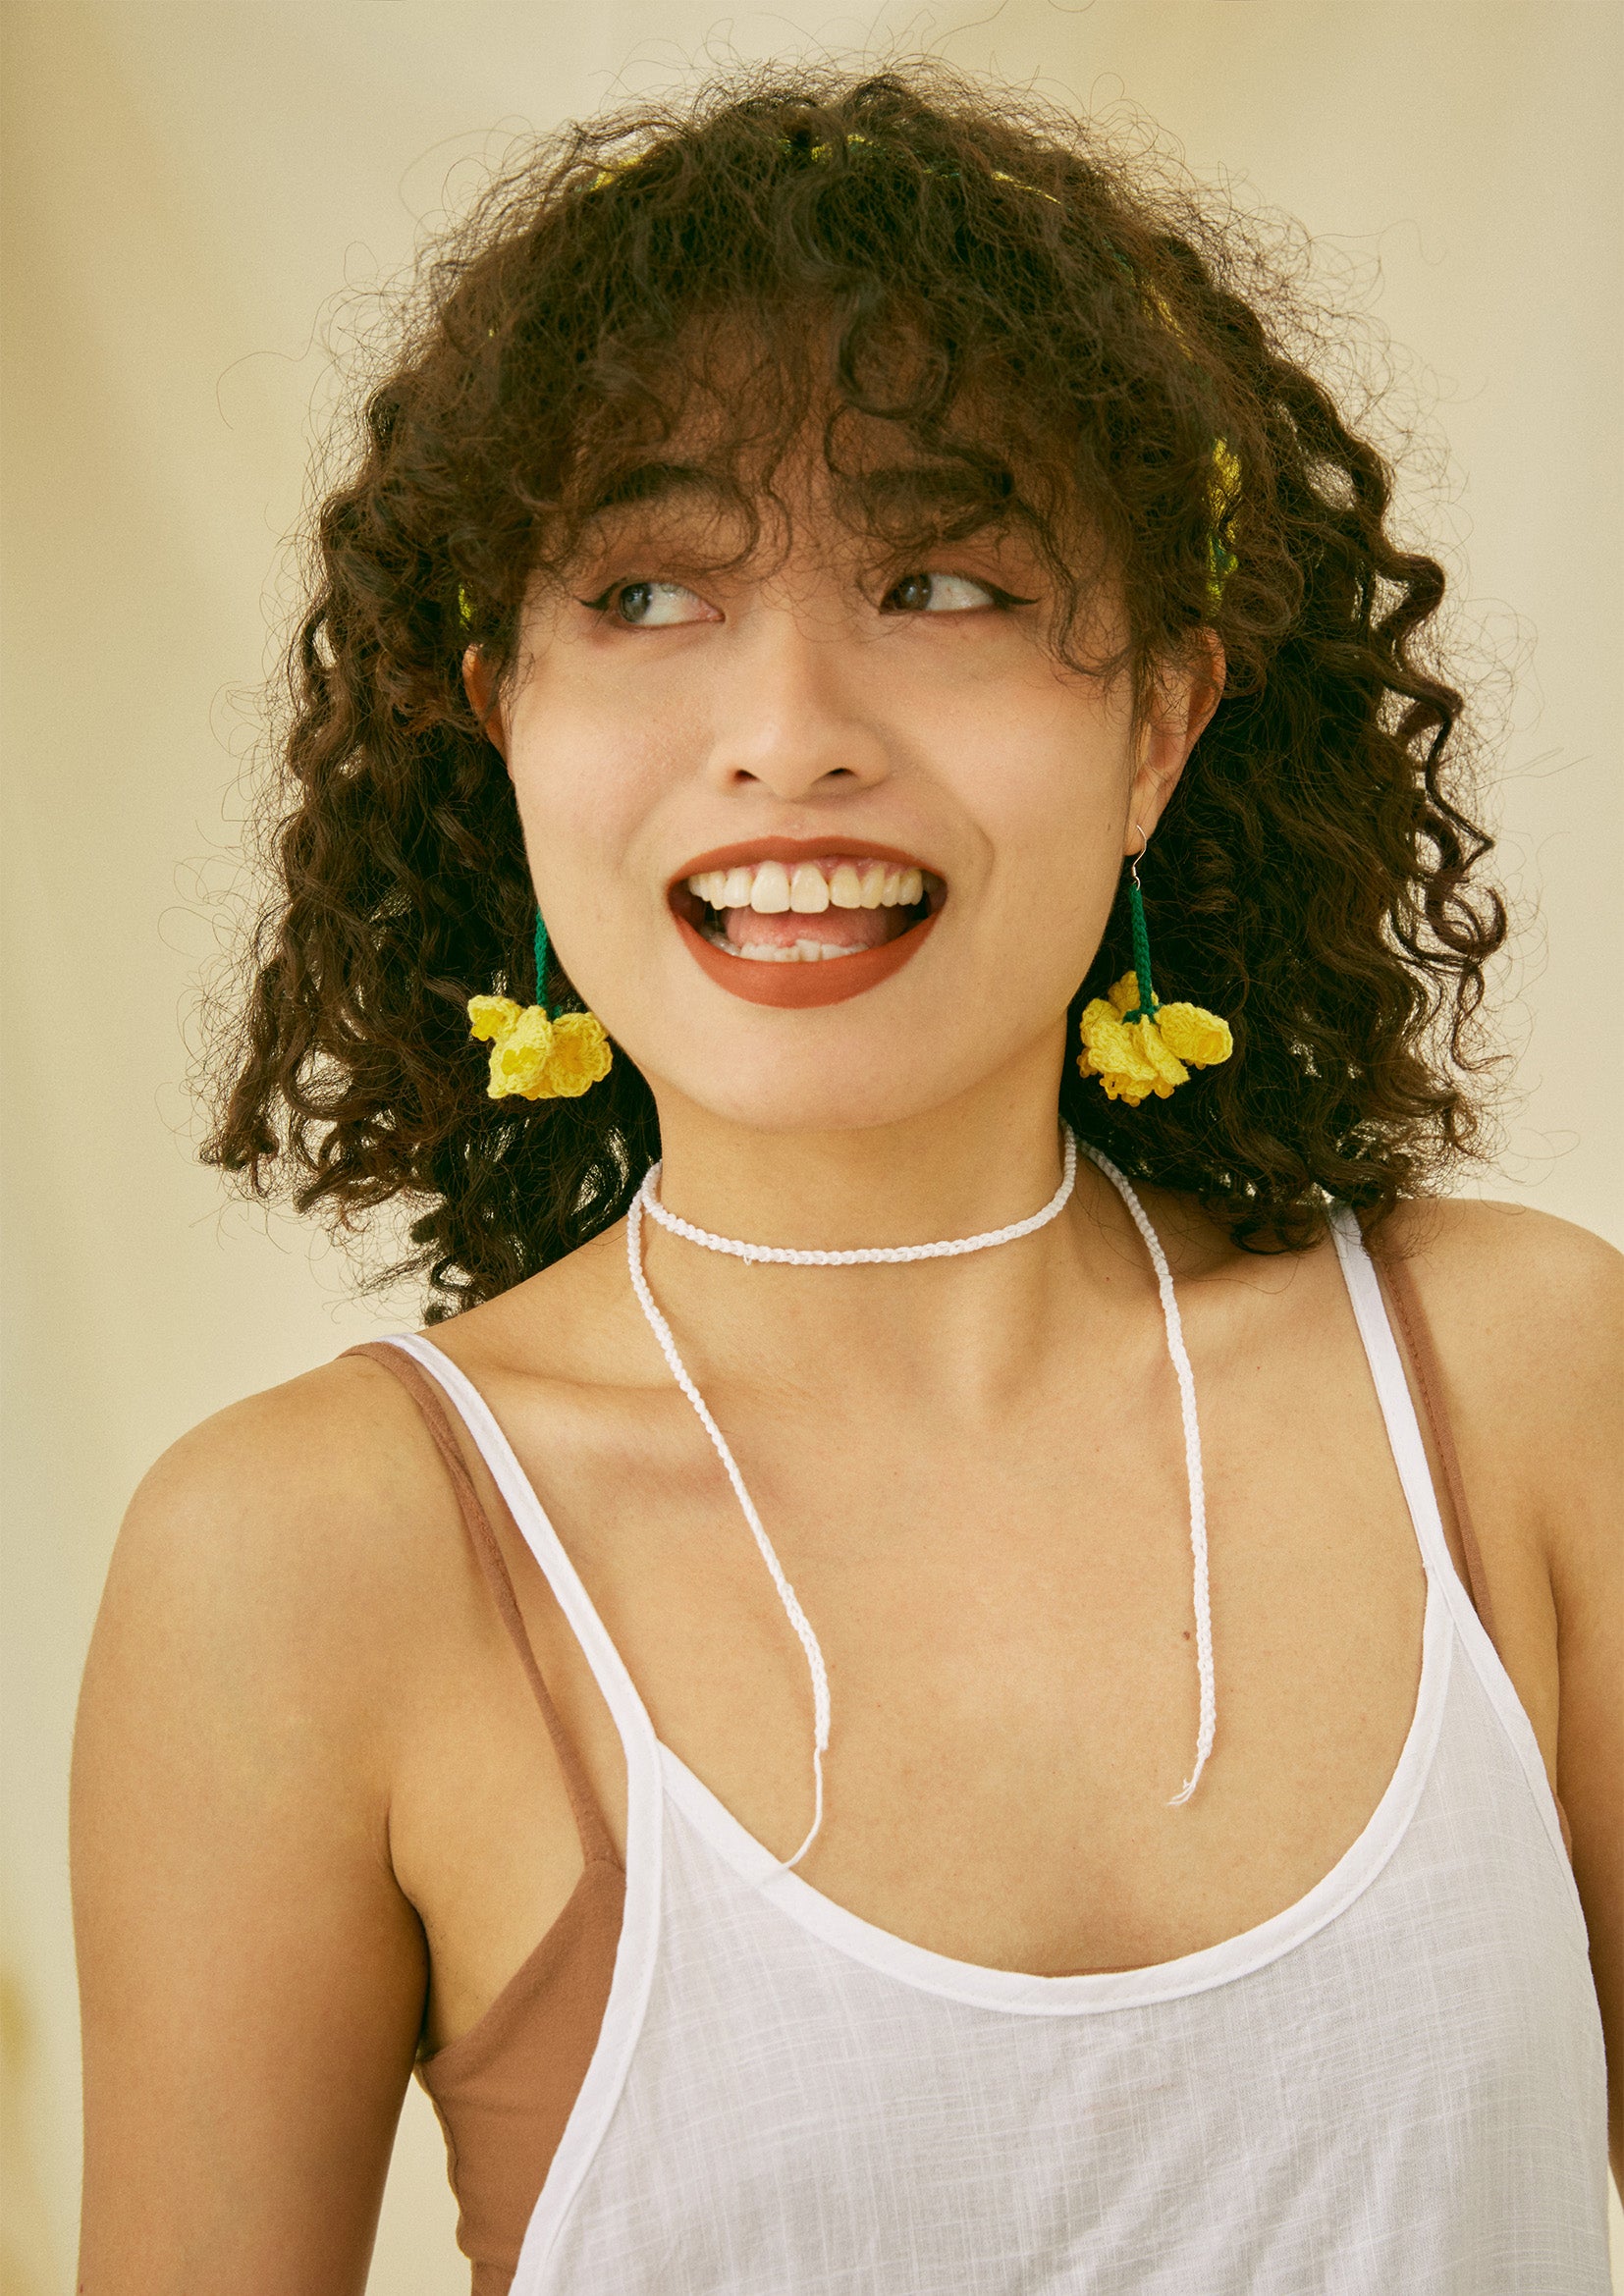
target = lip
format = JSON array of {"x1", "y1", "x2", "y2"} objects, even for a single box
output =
[
  {"x1": 670, "y1": 833, "x2": 936, "y2": 882},
  {"x1": 668, "y1": 834, "x2": 945, "y2": 1010},
  {"x1": 675, "y1": 908, "x2": 940, "y2": 1006}
]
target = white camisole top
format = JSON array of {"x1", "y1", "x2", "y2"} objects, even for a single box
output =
[{"x1": 384, "y1": 1202, "x2": 1610, "y2": 2294}]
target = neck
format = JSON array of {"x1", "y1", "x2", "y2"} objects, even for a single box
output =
[
  {"x1": 650, "y1": 1041, "x2": 1072, "y2": 1256},
  {"x1": 639, "y1": 1041, "x2": 1135, "y2": 1415}
]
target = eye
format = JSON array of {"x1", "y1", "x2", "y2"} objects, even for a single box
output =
[
  {"x1": 583, "y1": 579, "x2": 718, "y2": 628},
  {"x1": 881, "y1": 571, "x2": 1025, "y2": 614}
]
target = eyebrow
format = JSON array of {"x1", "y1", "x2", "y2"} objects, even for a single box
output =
[
  {"x1": 835, "y1": 461, "x2": 1016, "y2": 524},
  {"x1": 583, "y1": 461, "x2": 732, "y2": 515},
  {"x1": 582, "y1": 457, "x2": 1017, "y2": 525}
]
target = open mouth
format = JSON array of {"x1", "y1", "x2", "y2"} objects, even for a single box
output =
[{"x1": 669, "y1": 838, "x2": 945, "y2": 1008}]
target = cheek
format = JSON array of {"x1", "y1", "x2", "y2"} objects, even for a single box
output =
[
  {"x1": 939, "y1": 678, "x2": 1134, "y2": 977},
  {"x1": 504, "y1": 685, "x2": 672, "y2": 911}
]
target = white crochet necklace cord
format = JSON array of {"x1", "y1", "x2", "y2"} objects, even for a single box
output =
[{"x1": 624, "y1": 1125, "x2": 1215, "y2": 1873}]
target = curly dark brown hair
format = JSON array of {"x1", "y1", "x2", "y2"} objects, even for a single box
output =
[{"x1": 203, "y1": 61, "x2": 1506, "y2": 1316}]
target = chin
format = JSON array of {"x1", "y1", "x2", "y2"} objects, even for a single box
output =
[
  {"x1": 622, "y1": 991, "x2": 1011, "y2": 1140},
  {"x1": 572, "y1": 889, "x2": 1074, "y2": 1136}
]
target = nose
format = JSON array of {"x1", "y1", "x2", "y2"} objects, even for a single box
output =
[{"x1": 704, "y1": 601, "x2": 891, "y2": 804}]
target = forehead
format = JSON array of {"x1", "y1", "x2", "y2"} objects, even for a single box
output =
[{"x1": 558, "y1": 305, "x2": 1073, "y2": 544}]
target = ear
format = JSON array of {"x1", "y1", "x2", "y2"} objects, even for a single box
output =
[
  {"x1": 461, "y1": 644, "x2": 509, "y2": 762},
  {"x1": 1125, "y1": 631, "x2": 1225, "y2": 854}
]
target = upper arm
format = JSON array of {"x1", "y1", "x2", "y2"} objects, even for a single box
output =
[
  {"x1": 72, "y1": 1368, "x2": 431, "y2": 2295},
  {"x1": 1390, "y1": 1200, "x2": 1624, "y2": 2179},
  {"x1": 1530, "y1": 1232, "x2": 1624, "y2": 2186}
]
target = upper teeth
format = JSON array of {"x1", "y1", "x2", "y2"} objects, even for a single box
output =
[{"x1": 685, "y1": 859, "x2": 926, "y2": 912}]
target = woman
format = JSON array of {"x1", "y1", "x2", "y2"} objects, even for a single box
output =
[{"x1": 71, "y1": 65, "x2": 1619, "y2": 2294}]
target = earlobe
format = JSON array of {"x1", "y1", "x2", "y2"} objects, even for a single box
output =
[
  {"x1": 461, "y1": 644, "x2": 508, "y2": 760},
  {"x1": 1125, "y1": 723, "x2": 1186, "y2": 857}
]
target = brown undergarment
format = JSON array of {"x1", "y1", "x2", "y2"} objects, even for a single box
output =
[
  {"x1": 346, "y1": 1342, "x2": 624, "y2": 2296},
  {"x1": 343, "y1": 1252, "x2": 1563, "y2": 2295}
]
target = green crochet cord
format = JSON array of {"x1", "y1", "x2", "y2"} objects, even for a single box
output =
[
  {"x1": 1123, "y1": 875, "x2": 1159, "y2": 1025},
  {"x1": 533, "y1": 912, "x2": 550, "y2": 1019}
]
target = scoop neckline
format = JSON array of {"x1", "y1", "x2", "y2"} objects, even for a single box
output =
[{"x1": 657, "y1": 1574, "x2": 1450, "y2": 2016}]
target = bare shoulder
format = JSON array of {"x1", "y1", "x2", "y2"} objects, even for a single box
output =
[
  {"x1": 1380, "y1": 1194, "x2": 1622, "y2": 1378},
  {"x1": 1377, "y1": 1195, "x2": 1621, "y2": 1570},
  {"x1": 1381, "y1": 1188, "x2": 1620, "y2": 1274},
  {"x1": 117, "y1": 1350, "x2": 456, "y2": 1582},
  {"x1": 97, "y1": 1210, "x2": 650, "y2": 1709},
  {"x1": 90, "y1": 1351, "x2": 472, "y2": 1767}
]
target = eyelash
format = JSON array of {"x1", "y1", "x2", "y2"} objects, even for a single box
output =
[
  {"x1": 575, "y1": 572, "x2": 1036, "y2": 620},
  {"x1": 879, "y1": 572, "x2": 1036, "y2": 614}
]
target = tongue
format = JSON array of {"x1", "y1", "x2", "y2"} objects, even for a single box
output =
[{"x1": 721, "y1": 904, "x2": 902, "y2": 953}]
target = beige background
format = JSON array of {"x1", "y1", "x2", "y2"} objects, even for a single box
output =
[{"x1": 2, "y1": 3, "x2": 1619, "y2": 2288}]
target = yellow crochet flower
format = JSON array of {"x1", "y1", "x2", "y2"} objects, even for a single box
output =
[
  {"x1": 1077, "y1": 973, "x2": 1232, "y2": 1106},
  {"x1": 540, "y1": 1013, "x2": 615, "y2": 1096},
  {"x1": 1156, "y1": 997, "x2": 1232, "y2": 1068},
  {"x1": 468, "y1": 995, "x2": 612, "y2": 1100}
]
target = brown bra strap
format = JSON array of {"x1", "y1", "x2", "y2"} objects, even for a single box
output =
[
  {"x1": 1371, "y1": 1254, "x2": 1498, "y2": 1650},
  {"x1": 345, "y1": 1341, "x2": 619, "y2": 1870}
]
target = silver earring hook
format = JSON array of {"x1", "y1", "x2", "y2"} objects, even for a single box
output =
[{"x1": 1129, "y1": 821, "x2": 1149, "y2": 887}]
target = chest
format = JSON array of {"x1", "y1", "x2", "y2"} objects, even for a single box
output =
[
  {"x1": 401, "y1": 1255, "x2": 1446, "y2": 2047},
  {"x1": 566, "y1": 1335, "x2": 1426, "y2": 1958}
]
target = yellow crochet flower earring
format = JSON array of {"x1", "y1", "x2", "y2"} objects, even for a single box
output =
[
  {"x1": 1077, "y1": 831, "x2": 1232, "y2": 1106},
  {"x1": 468, "y1": 912, "x2": 613, "y2": 1100}
]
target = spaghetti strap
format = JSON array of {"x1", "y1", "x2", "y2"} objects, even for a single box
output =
[
  {"x1": 345, "y1": 1340, "x2": 620, "y2": 1870},
  {"x1": 1371, "y1": 1247, "x2": 1575, "y2": 1860},
  {"x1": 1372, "y1": 1253, "x2": 1498, "y2": 1649}
]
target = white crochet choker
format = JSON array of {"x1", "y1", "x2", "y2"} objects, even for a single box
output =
[
  {"x1": 625, "y1": 1125, "x2": 1215, "y2": 1872},
  {"x1": 636, "y1": 1124, "x2": 1078, "y2": 1264}
]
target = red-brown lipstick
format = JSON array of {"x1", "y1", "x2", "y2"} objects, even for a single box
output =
[{"x1": 669, "y1": 835, "x2": 945, "y2": 1010}]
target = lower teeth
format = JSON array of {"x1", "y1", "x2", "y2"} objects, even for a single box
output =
[
  {"x1": 704, "y1": 930, "x2": 857, "y2": 963},
  {"x1": 698, "y1": 897, "x2": 930, "y2": 962}
]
